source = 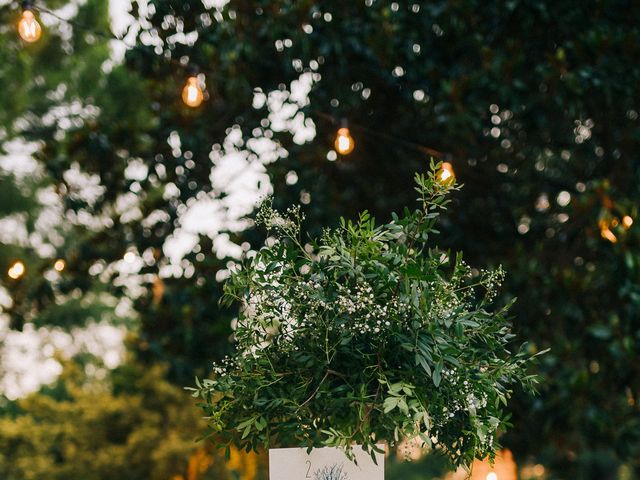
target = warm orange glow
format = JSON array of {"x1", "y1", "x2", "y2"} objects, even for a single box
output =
[
  {"x1": 182, "y1": 76, "x2": 204, "y2": 107},
  {"x1": 601, "y1": 228, "x2": 617, "y2": 243},
  {"x1": 520, "y1": 463, "x2": 546, "y2": 479},
  {"x1": 600, "y1": 227, "x2": 617, "y2": 245},
  {"x1": 226, "y1": 445, "x2": 259, "y2": 479},
  {"x1": 8, "y1": 260, "x2": 26, "y2": 280},
  {"x1": 152, "y1": 277, "x2": 165, "y2": 304},
  {"x1": 439, "y1": 162, "x2": 455, "y2": 183},
  {"x1": 18, "y1": 9, "x2": 42, "y2": 43},
  {"x1": 598, "y1": 219, "x2": 617, "y2": 243},
  {"x1": 622, "y1": 215, "x2": 633, "y2": 229},
  {"x1": 334, "y1": 127, "x2": 355, "y2": 155},
  {"x1": 446, "y1": 449, "x2": 517, "y2": 480},
  {"x1": 54, "y1": 259, "x2": 66, "y2": 272}
]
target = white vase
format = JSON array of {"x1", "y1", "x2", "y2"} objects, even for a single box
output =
[{"x1": 269, "y1": 445, "x2": 384, "y2": 480}]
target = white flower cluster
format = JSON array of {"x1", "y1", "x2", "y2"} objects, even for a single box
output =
[
  {"x1": 233, "y1": 267, "x2": 297, "y2": 351},
  {"x1": 212, "y1": 355, "x2": 235, "y2": 376},
  {"x1": 466, "y1": 392, "x2": 489, "y2": 415},
  {"x1": 256, "y1": 203, "x2": 305, "y2": 236},
  {"x1": 236, "y1": 264, "x2": 507, "y2": 372},
  {"x1": 439, "y1": 368, "x2": 488, "y2": 419},
  {"x1": 478, "y1": 266, "x2": 506, "y2": 302},
  {"x1": 240, "y1": 270, "x2": 500, "y2": 348},
  {"x1": 427, "y1": 290, "x2": 466, "y2": 324},
  {"x1": 332, "y1": 282, "x2": 399, "y2": 335}
]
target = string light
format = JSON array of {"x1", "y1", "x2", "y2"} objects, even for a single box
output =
[
  {"x1": 438, "y1": 161, "x2": 455, "y2": 183},
  {"x1": 12, "y1": 4, "x2": 453, "y2": 162},
  {"x1": 8, "y1": 260, "x2": 26, "y2": 280},
  {"x1": 182, "y1": 75, "x2": 204, "y2": 107},
  {"x1": 334, "y1": 123, "x2": 355, "y2": 155},
  {"x1": 54, "y1": 259, "x2": 66, "y2": 272},
  {"x1": 486, "y1": 473, "x2": 498, "y2": 480},
  {"x1": 18, "y1": 1, "x2": 42, "y2": 43},
  {"x1": 622, "y1": 215, "x2": 633, "y2": 229}
]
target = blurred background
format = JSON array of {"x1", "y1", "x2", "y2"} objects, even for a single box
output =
[{"x1": 0, "y1": 0, "x2": 639, "y2": 479}]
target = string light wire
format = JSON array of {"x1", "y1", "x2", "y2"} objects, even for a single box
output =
[
  {"x1": 314, "y1": 111, "x2": 451, "y2": 160},
  {"x1": 6, "y1": 2, "x2": 636, "y2": 285},
  {"x1": 18, "y1": 3, "x2": 454, "y2": 159}
]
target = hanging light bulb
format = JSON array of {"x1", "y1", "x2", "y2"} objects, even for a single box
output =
[
  {"x1": 438, "y1": 162, "x2": 455, "y2": 183},
  {"x1": 53, "y1": 259, "x2": 66, "y2": 272},
  {"x1": 18, "y1": 2, "x2": 42, "y2": 43},
  {"x1": 334, "y1": 123, "x2": 355, "y2": 155},
  {"x1": 8, "y1": 260, "x2": 26, "y2": 280},
  {"x1": 622, "y1": 215, "x2": 633, "y2": 229},
  {"x1": 182, "y1": 75, "x2": 204, "y2": 107},
  {"x1": 464, "y1": 449, "x2": 516, "y2": 480}
]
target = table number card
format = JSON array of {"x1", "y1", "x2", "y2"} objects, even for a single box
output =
[{"x1": 269, "y1": 446, "x2": 384, "y2": 480}]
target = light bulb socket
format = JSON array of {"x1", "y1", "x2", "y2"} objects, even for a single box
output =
[
  {"x1": 21, "y1": 0, "x2": 35, "y2": 12},
  {"x1": 187, "y1": 64, "x2": 199, "y2": 76},
  {"x1": 339, "y1": 118, "x2": 349, "y2": 128}
]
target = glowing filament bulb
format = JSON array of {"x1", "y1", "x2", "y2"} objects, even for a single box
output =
[
  {"x1": 486, "y1": 473, "x2": 498, "y2": 480},
  {"x1": 334, "y1": 127, "x2": 355, "y2": 155},
  {"x1": 54, "y1": 259, "x2": 66, "y2": 272},
  {"x1": 18, "y1": 9, "x2": 42, "y2": 43},
  {"x1": 182, "y1": 76, "x2": 204, "y2": 107},
  {"x1": 438, "y1": 162, "x2": 455, "y2": 183},
  {"x1": 599, "y1": 220, "x2": 618, "y2": 243},
  {"x1": 602, "y1": 229, "x2": 618, "y2": 243},
  {"x1": 8, "y1": 260, "x2": 26, "y2": 280},
  {"x1": 622, "y1": 215, "x2": 633, "y2": 229}
]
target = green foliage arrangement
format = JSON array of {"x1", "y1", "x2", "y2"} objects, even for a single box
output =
[{"x1": 193, "y1": 164, "x2": 541, "y2": 467}]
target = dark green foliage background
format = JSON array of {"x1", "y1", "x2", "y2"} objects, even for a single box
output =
[{"x1": 1, "y1": 0, "x2": 639, "y2": 478}]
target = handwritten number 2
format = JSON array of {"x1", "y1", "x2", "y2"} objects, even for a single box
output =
[{"x1": 305, "y1": 460, "x2": 311, "y2": 478}]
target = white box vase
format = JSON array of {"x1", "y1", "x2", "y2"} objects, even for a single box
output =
[{"x1": 269, "y1": 446, "x2": 384, "y2": 480}]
